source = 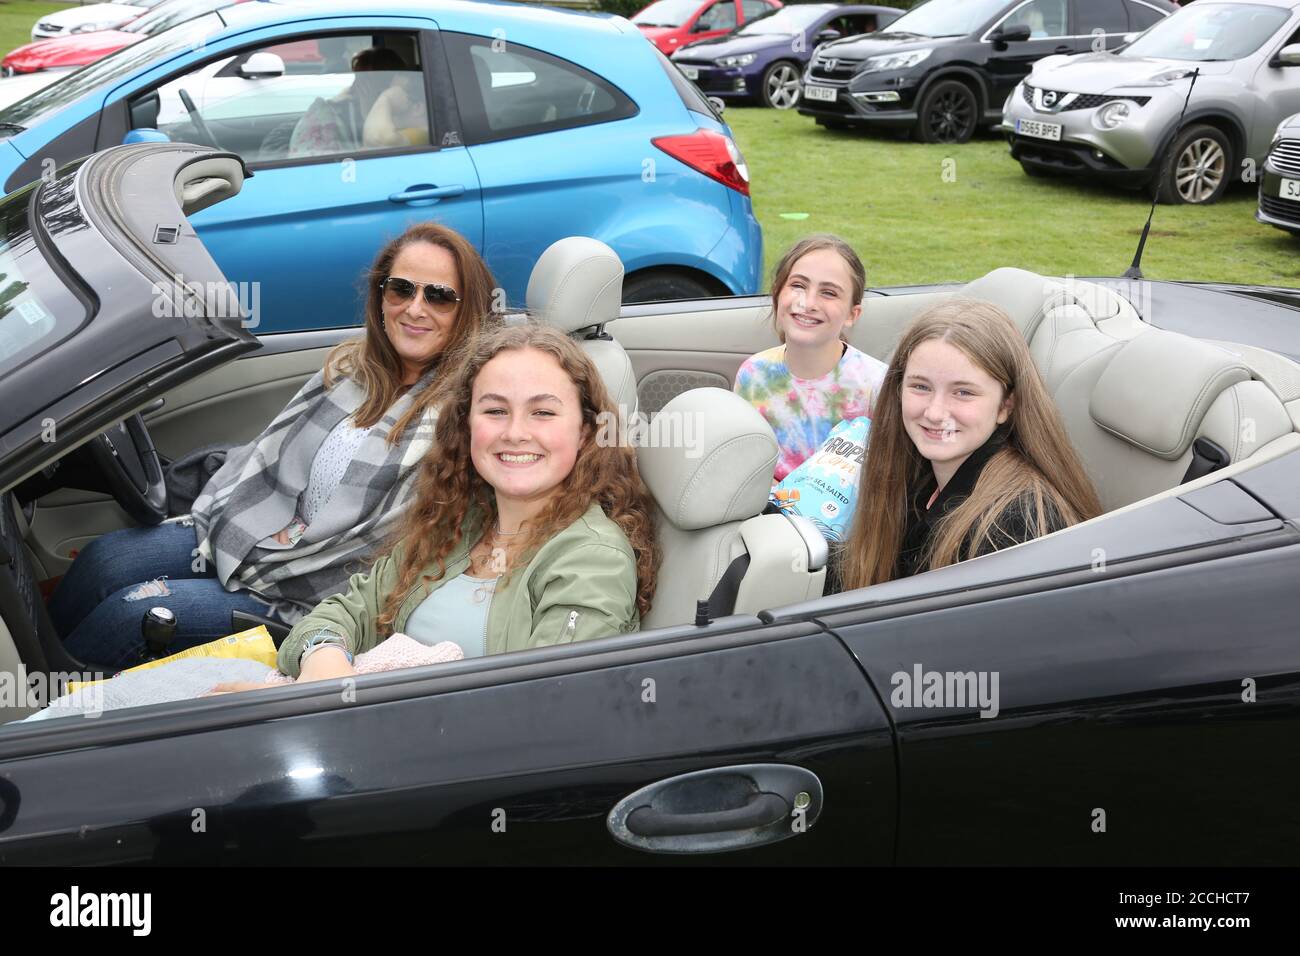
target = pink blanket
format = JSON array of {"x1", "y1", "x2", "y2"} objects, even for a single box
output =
[{"x1": 263, "y1": 633, "x2": 463, "y2": 684}]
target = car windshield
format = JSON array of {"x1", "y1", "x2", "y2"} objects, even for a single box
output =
[
  {"x1": 0, "y1": 13, "x2": 223, "y2": 132},
  {"x1": 0, "y1": 182, "x2": 86, "y2": 384},
  {"x1": 882, "y1": 0, "x2": 1010, "y2": 38},
  {"x1": 1121, "y1": 2, "x2": 1291, "y2": 61},
  {"x1": 736, "y1": 6, "x2": 828, "y2": 35},
  {"x1": 632, "y1": 0, "x2": 703, "y2": 28},
  {"x1": 123, "y1": 0, "x2": 235, "y2": 36}
]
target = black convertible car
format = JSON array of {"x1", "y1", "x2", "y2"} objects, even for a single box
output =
[{"x1": 1, "y1": 143, "x2": 1298, "y2": 865}]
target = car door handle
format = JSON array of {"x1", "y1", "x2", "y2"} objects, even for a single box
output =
[
  {"x1": 607, "y1": 763, "x2": 822, "y2": 854},
  {"x1": 1054, "y1": 45, "x2": 1071, "y2": 54},
  {"x1": 387, "y1": 184, "x2": 465, "y2": 204}
]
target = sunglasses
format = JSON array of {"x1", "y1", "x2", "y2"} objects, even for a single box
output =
[{"x1": 380, "y1": 276, "x2": 462, "y2": 312}]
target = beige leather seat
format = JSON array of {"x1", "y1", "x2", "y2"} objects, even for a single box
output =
[
  {"x1": 526, "y1": 237, "x2": 638, "y2": 416},
  {"x1": 636, "y1": 387, "x2": 827, "y2": 629}
]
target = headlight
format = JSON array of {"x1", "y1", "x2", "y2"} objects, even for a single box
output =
[
  {"x1": 1131, "y1": 67, "x2": 1196, "y2": 87},
  {"x1": 71, "y1": 22, "x2": 112, "y2": 34},
  {"x1": 1094, "y1": 100, "x2": 1131, "y2": 129},
  {"x1": 859, "y1": 48, "x2": 932, "y2": 73},
  {"x1": 1275, "y1": 116, "x2": 1300, "y2": 141},
  {"x1": 716, "y1": 54, "x2": 756, "y2": 69}
]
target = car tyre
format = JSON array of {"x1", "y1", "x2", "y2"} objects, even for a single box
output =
[
  {"x1": 913, "y1": 79, "x2": 978, "y2": 144},
  {"x1": 622, "y1": 270, "x2": 719, "y2": 304},
  {"x1": 761, "y1": 61, "x2": 802, "y2": 109},
  {"x1": 1154, "y1": 124, "x2": 1233, "y2": 205}
]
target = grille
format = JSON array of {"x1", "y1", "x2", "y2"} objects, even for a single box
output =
[
  {"x1": 35, "y1": 21, "x2": 62, "y2": 33},
  {"x1": 1023, "y1": 84, "x2": 1150, "y2": 111},
  {"x1": 1260, "y1": 193, "x2": 1300, "y2": 224},
  {"x1": 807, "y1": 56, "x2": 861, "y2": 84},
  {"x1": 1268, "y1": 139, "x2": 1300, "y2": 178}
]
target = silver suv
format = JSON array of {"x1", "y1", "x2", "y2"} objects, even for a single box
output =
[
  {"x1": 1001, "y1": 0, "x2": 1300, "y2": 204},
  {"x1": 1258, "y1": 110, "x2": 1300, "y2": 234}
]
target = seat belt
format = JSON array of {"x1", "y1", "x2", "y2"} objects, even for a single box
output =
[
  {"x1": 700, "y1": 552, "x2": 751, "y2": 624},
  {"x1": 1181, "y1": 436, "x2": 1231, "y2": 484}
]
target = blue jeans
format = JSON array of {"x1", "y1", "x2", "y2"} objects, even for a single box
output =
[{"x1": 49, "y1": 521, "x2": 278, "y2": 671}]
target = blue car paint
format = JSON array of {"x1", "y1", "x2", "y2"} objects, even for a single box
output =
[
  {"x1": 672, "y1": 4, "x2": 900, "y2": 103},
  {"x1": 0, "y1": 1, "x2": 762, "y2": 332}
]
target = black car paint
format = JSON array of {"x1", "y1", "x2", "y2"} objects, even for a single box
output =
[{"x1": 797, "y1": 0, "x2": 1175, "y2": 132}]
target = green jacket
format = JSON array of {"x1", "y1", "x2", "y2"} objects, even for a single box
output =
[{"x1": 278, "y1": 502, "x2": 640, "y2": 677}]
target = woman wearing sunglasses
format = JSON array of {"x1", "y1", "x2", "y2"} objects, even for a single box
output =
[{"x1": 51, "y1": 222, "x2": 500, "y2": 670}]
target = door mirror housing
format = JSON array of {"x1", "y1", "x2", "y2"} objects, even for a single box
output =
[
  {"x1": 238, "y1": 52, "x2": 285, "y2": 79},
  {"x1": 815, "y1": 29, "x2": 842, "y2": 43},
  {"x1": 990, "y1": 23, "x2": 1033, "y2": 49},
  {"x1": 1271, "y1": 42, "x2": 1300, "y2": 67}
]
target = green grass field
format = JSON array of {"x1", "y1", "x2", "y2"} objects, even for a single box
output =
[
  {"x1": 0, "y1": 1, "x2": 67, "y2": 56},
  {"x1": 726, "y1": 105, "x2": 1300, "y2": 289}
]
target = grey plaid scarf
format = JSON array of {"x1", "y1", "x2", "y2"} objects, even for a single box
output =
[{"x1": 190, "y1": 367, "x2": 436, "y2": 624}]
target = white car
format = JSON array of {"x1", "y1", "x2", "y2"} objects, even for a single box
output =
[
  {"x1": 0, "y1": 68, "x2": 73, "y2": 112},
  {"x1": 30, "y1": 0, "x2": 169, "y2": 41}
]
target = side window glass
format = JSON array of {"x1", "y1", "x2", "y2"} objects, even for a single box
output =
[
  {"x1": 695, "y1": 1, "x2": 737, "y2": 33},
  {"x1": 446, "y1": 33, "x2": 637, "y2": 144},
  {"x1": 740, "y1": 0, "x2": 769, "y2": 21},
  {"x1": 1075, "y1": 0, "x2": 1129, "y2": 36},
  {"x1": 1123, "y1": 0, "x2": 1167, "y2": 32},
  {"x1": 1002, "y1": 0, "x2": 1069, "y2": 39},
  {"x1": 130, "y1": 32, "x2": 432, "y2": 165}
]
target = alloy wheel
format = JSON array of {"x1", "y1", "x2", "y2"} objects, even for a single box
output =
[
  {"x1": 1175, "y1": 137, "x2": 1226, "y2": 204},
  {"x1": 765, "y1": 63, "x2": 802, "y2": 109},
  {"x1": 926, "y1": 89, "x2": 974, "y2": 143}
]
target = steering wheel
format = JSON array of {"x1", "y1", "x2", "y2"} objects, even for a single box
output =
[
  {"x1": 88, "y1": 415, "x2": 168, "y2": 526},
  {"x1": 177, "y1": 88, "x2": 219, "y2": 148}
]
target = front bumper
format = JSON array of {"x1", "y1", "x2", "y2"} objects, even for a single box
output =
[
  {"x1": 1001, "y1": 82, "x2": 1180, "y2": 178},
  {"x1": 673, "y1": 61, "x2": 759, "y2": 99},
  {"x1": 1256, "y1": 163, "x2": 1300, "y2": 234},
  {"x1": 795, "y1": 69, "x2": 922, "y2": 128}
]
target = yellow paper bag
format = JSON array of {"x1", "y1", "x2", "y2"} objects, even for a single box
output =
[{"x1": 66, "y1": 626, "x2": 277, "y2": 694}]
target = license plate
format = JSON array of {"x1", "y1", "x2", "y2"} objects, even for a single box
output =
[
  {"x1": 1016, "y1": 118, "x2": 1062, "y2": 141},
  {"x1": 678, "y1": 64, "x2": 698, "y2": 81},
  {"x1": 804, "y1": 85, "x2": 837, "y2": 103},
  {"x1": 1282, "y1": 177, "x2": 1300, "y2": 201}
]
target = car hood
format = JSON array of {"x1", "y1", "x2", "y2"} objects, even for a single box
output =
[
  {"x1": 3, "y1": 31, "x2": 137, "y2": 69},
  {"x1": 677, "y1": 33, "x2": 788, "y2": 58},
  {"x1": 0, "y1": 144, "x2": 259, "y2": 492},
  {"x1": 815, "y1": 31, "x2": 956, "y2": 58},
  {"x1": 1029, "y1": 51, "x2": 1237, "y2": 91}
]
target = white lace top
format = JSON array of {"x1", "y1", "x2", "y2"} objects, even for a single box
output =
[{"x1": 299, "y1": 418, "x2": 376, "y2": 527}]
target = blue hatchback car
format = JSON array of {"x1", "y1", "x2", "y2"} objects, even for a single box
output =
[
  {"x1": 669, "y1": 3, "x2": 900, "y2": 109},
  {"x1": 0, "y1": 0, "x2": 762, "y2": 331}
]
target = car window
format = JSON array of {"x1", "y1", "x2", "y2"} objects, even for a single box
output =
[
  {"x1": 1000, "y1": 0, "x2": 1069, "y2": 39},
  {"x1": 696, "y1": 1, "x2": 738, "y2": 33},
  {"x1": 0, "y1": 181, "x2": 88, "y2": 382},
  {"x1": 130, "y1": 32, "x2": 433, "y2": 165},
  {"x1": 741, "y1": 0, "x2": 771, "y2": 20},
  {"x1": 1121, "y1": 2, "x2": 1290, "y2": 61},
  {"x1": 1075, "y1": 0, "x2": 1129, "y2": 35},
  {"x1": 631, "y1": 0, "x2": 702, "y2": 28},
  {"x1": 1123, "y1": 0, "x2": 1168, "y2": 32},
  {"x1": 446, "y1": 33, "x2": 637, "y2": 144},
  {"x1": 830, "y1": 14, "x2": 879, "y2": 37}
]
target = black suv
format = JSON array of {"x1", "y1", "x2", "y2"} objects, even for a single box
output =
[{"x1": 797, "y1": 0, "x2": 1176, "y2": 143}]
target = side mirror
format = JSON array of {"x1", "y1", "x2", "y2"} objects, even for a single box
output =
[
  {"x1": 238, "y1": 52, "x2": 285, "y2": 79},
  {"x1": 1271, "y1": 42, "x2": 1300, "y2": 67},
  {"x1": 990, "y1": 24, "x2": 1033, "y2": 48},
  {"x1": 706, "y1": 94, "x2": 726, "y2": 114},
  {"x1": 1122, "y1": 32, "x2": 1139, "y2": 44},
  {"x1": 815, "y1": 29, "x2": 842, "y2": 43},
  {"x1": 122, "y1": 128, "x2": 171, "y2": 145}
]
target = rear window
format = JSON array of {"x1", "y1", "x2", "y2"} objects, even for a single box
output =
[
  {"x1": 0, "y1": 180, "x2": 88, "y2": 385},
  {"x1": 652, "y1": 46, "x2": 721, "y2": 122}
]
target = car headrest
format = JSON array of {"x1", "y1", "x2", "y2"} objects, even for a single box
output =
[
  {"x1": 1090, "y1": 329, "x2": 1251, "y2": 460},
  {"x1": 958, "y1": 267, "x2": 1058, "y2": 340},
  {"x1": 525, "y1": 236, "x2": 623, "y2": 334},
  {"x1": 636, "y1": 388, "x2": 778, "y2": 531}
]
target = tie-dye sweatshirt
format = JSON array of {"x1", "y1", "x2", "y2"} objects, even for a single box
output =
[{"x1": 734, "y1": 343, "x2": 887, "y2": 482}]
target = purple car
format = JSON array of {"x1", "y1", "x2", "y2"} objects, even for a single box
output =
[{"x1": 670, "y1": 3, "x2": 901, "y2": 109}]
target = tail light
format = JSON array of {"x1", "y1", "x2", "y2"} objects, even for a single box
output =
[{"x1": 652, "y1": 129, "x2": 751, "y2": 195}]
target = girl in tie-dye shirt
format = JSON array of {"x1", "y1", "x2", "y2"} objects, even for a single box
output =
[{"x1": 734, "y1": 236, "x2": 887, "y2": 482}]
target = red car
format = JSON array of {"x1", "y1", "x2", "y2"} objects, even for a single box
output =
[
  {"x1": 3, "y1": 0, "x2": 241, "y2": 75},
  {"x1": 632, "y1": 0, "x2": 782, "y2": 55}
]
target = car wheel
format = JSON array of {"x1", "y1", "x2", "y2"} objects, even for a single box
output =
[
  {"x1": 762, "y1": 61, "x2": 802, "y2": 109},
  {"x1": 913, "y1": 80, "x2": 978, "y2": 144},
  {"x1": 1155, "y1": 124, "x2": 1232, "y2": 205},
  {"x1": 622, "y1": 270, "x2": 718, "y2": 304}
]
